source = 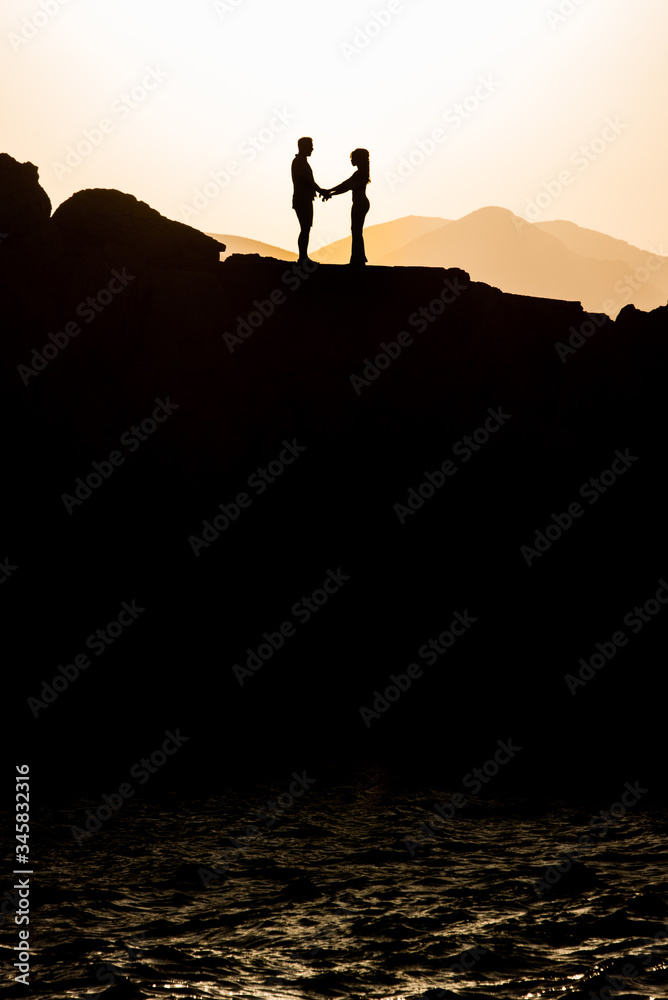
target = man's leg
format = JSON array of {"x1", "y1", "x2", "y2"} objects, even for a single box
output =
[
  {"x1": 298, "y1": 224, "x2": 310, "y2": 261},
  {"x1": 294, "y1": 202, "x2": 314, "y2": 261}
]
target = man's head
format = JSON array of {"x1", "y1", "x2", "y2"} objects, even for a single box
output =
[{"x1": 298, "y1": 137, "x2": 314, "y2": 156}]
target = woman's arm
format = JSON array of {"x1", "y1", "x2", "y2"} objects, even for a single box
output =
[{"x1": 330, "y1": 170, "x2": 361, "y2": 195}]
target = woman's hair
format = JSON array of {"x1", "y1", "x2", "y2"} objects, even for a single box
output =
[{"x1": 351, "y1": 148, "x2": 370, "y2": 182}]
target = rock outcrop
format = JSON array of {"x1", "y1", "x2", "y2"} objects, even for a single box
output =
[
  {"x1": 52, "y1": 187, "x2": 225, "y2": 271},
  {"x1": 0, "y1": 152, "x2": 58, "y2": 262}
]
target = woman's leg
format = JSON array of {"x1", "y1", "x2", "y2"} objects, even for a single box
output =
[{"x1": 350, "y1": 201, "x2": 369, "y2": 263}]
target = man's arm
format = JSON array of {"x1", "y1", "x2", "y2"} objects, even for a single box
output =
[
  {"x1": 308, "y1": 164, "x2": 329, "y2": 197},
  {"x1": 293, "y1": 158, "x2": 322, "y2": 198}
]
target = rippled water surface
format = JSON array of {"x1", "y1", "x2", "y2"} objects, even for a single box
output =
[{"x1": 5, "y1": 767, "x2": 668, "y2": 999}]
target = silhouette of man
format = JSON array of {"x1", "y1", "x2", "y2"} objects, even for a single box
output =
[{"x1": 292, "y1": 137, "x2": 329, "y2": 262}]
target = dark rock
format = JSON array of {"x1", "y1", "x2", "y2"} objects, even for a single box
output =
[
  {"x1": 275, "y1": 877, "x2": 324, "y2": 901},
  {"x1": 0, "y1": 152, "x2": 59, "y2": 262},
  {"x1": 52, "y1": 187, "x2": 224, "y2": 271},
  {"x1": 2, "y1": 152, "x2": 668, "y2": 794}
]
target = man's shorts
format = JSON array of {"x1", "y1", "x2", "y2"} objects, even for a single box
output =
[{"x1": 293, "y1": 200, "x2": 313, "y2": 228}]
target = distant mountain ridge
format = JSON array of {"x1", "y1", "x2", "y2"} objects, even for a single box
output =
[
  {"x1": 312, "y1": 215, "x2": 449, "y2": 265},
  {"x1": 208, "y1": 207, "x2": 667, "y2": 318},
  {"x1": 205, "y1": 233, "x2": 298, "y2": 262},
  {"x1": 205, "y1": 216, "x2": 448, "y2": 265}
]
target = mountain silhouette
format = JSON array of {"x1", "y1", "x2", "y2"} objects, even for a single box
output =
[
  {"x1": 205, "y1": 216, "x2": 449, "y2": 265},
  {"x1": 312, "y1": 215, "x2": 449, "y2": 265},
  {"x1": 534, "y1": 218, "x2": 660, "y2": 268},
  {"x1": 371, "y1": 207, "x2": 667, "y2": 318},
  {"x1": 206, "y1": 232, "x2": 299, "y2": 262},
  {"x1": 204, "y1": 208, "x2": 667, "y2": 318}
]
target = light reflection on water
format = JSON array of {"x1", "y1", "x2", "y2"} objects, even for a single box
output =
[{"x1": 14, "y1": 770, "x2": 668, "y2": 1000}]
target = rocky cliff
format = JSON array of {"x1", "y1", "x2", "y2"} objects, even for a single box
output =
[{"x1": 3, "y1": 154, "x2": 667, "y2": 796}]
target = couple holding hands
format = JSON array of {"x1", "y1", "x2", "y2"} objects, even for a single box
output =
[{"x1": 291, "y1": 137, "x2": 370, "y2": 265}]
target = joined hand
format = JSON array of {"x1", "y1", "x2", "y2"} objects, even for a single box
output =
[{"x1": 320, "y1": 190, "x2": 333, "y2": 201}]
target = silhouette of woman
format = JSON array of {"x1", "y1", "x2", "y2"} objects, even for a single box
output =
[{"x1": 328, "y1": 149, "x2": 370, "y2": 265}]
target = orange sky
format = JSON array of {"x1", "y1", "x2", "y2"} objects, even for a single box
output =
[{"x1": 2, "y1": 0, "x2": 667, "y2": 254}]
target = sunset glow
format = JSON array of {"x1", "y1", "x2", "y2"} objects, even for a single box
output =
[{"x1": 3, "y1": 0, "x2": 667, "y2": 254}]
